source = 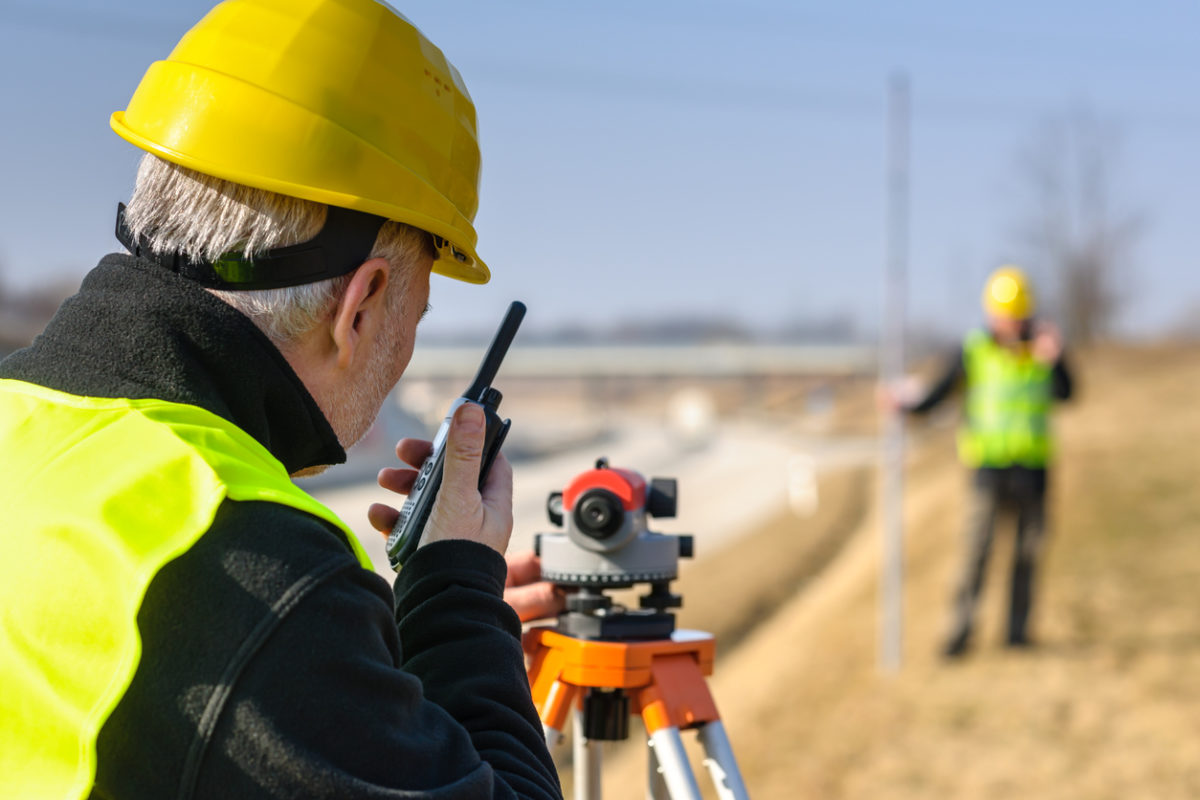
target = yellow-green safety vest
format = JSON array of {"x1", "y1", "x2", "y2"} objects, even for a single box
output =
[
  {"x1": 957, "y1": 329, "x2": 1055, "y2": 468},
  {"x1": 0, "y1": 379, "x2": 371, "y2": 800}
]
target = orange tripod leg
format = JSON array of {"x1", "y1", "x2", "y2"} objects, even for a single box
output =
[
  {"x1": 634, "y1": 651, "x2": 720, "y2": 734},
  {"x1": 524, "y1": 629, "x2": 582, "y2": 742}
]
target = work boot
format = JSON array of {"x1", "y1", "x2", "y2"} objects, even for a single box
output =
[
  {"x1": 942, "y1": 632, "x2": 970, "y2": 659},
  {"x1": 1005, "y1": 632, "x2": 1034, "y2": 649}
]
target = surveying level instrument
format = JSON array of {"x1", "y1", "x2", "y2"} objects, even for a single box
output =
[{"x1": 527, "y1": 460, "x2": 750, "y2": 800}]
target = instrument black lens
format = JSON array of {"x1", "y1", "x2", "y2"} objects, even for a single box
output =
[{"x1": 574, "y1": 489, "x2": 624, "y2": 540}]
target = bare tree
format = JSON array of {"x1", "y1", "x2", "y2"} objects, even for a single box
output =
[{"x1": 1013, "y1": 106, "x2": 1143, "y2": 344}]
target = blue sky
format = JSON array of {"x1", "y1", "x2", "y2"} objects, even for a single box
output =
[{"x1": 0, "y1": 0, "x2": 1196, "y2": 340}]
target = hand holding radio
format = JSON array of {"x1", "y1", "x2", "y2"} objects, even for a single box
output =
[
  {"x1": 371, "y1": 405, "x2": 514, "y2": 555},
  {"x1": 369, "y1": 301, "x2": 525, "y2": 570},
  {"x1": 1031, "y1": 320, "x2": 1062, "y2": 364}
]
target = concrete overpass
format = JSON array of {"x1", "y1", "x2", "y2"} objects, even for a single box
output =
[{"x1": 403, "y1": 343, "x2": 877, "y2": 380}]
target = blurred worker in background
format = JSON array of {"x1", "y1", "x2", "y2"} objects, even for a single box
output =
[
  {"x1": 884, "y1": 266, "x2": 1073, "y2": 658},
  {"x1": 0, "y1": 1, "x2": 562, "y2": 798}
]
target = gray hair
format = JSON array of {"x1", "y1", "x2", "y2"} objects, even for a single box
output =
[{"x1": 122, "y1": 154, "x2": 432, "y2": 344}]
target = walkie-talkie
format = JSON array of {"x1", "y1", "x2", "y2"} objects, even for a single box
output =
[{"x1": 386, "y1": 301, "x2": 526, "y2": 571}]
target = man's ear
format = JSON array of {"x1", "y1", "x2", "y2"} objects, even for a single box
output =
[{"x1": 330, "y1": 257, "x2": 391, "y2": 371}]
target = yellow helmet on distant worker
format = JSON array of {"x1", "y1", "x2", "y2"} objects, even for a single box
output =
[
  {"x1": 982, "y1": 266, "x2": 1035, "y2": 319},
  {"x1": 111, "y1": 0, "x2": 488, "y2": 283}
]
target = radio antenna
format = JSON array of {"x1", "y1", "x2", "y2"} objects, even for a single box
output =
[{"x1": 465, "y1": 301, "x2": 525, "y2": 400}]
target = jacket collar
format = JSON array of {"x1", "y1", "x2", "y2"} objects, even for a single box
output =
[{"x1": 0, "y1": 254, "x2": 346, "y2": 473}]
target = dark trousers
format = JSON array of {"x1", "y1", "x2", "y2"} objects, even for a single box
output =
[{"x1": 947, "y1": 466, "x2": 1048, "y2": 649}]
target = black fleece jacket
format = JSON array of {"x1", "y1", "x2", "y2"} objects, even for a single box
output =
[{"x1": 0, "y1": 255, "x2": 561, "y2": 800}]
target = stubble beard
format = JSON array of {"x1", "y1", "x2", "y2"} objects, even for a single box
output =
[{"x1": 329, "y1": 315, "x2": 406, "y2": 451}]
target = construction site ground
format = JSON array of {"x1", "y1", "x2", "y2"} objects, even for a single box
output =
[{"x1": 565, "y1": 344, "x2": 1200, "y2": 799}]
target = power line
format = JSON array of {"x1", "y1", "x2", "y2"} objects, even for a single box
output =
[
  {"x1": 467, "y1": 58, "x2": 1200, "y2": 134},
  {"x1": 4, "y1": 4, "x2": 1197, "y2": 133},
  {"x1": 481, "y1": 0, "x2": 1200, "y2": 74},
  {"x1": 0, "y1": 3, "x2": 188, "y2": 44},
  {"x1": 5, "y1": 2, "x2": 1197, "y2": 73}
]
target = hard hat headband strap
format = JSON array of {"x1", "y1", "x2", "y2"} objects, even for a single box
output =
[{"x1": 115, "y1": 203, "x2": 389, "y2": 290}]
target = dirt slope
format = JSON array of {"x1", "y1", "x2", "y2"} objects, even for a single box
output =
[{"x1": 585, "y1": 345, "x2": 1200, "y2": 799}]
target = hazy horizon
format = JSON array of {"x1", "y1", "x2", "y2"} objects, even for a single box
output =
[{"x1": 2, "y1": 1, "x2": 1196, "y2": 341}]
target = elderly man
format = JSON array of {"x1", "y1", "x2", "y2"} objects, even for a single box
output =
[
  {"x1": 0, "y1": 2, "x2": 562, "y2": 798},
  {"x1": 887, "y1": 266, "x2": 1073, "y2": 658}
]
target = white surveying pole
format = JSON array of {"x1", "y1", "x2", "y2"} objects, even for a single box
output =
[{"x1": 880, "y1": 72, "x2": 909, "y2": 673}]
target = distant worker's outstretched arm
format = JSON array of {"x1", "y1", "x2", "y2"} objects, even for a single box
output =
[{"x1": 906, "y1": 346, "x2": 966, "y2": 415}]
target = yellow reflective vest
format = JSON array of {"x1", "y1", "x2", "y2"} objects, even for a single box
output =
[
  {"x1": 0, "y1": 379, "x2": 371, "y2": 799},
  {"x1": 957, "y1": 330, "x2": 1054, "y2": 468}
]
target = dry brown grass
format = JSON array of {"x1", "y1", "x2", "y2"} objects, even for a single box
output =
[
  {"x1": 577, "y1": 344, "x2": 1200, "y2": 799},
  {"x1": 672, "y1": 466, "x2": 870, "y2": 656}
]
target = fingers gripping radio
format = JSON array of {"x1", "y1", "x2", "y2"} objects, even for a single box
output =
[{"x1": 535, "y1": 459, "x2": 693, "y2": 589}]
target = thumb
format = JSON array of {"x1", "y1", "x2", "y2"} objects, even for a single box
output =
[{"x1": 440, "y1": 402, "x2": 485, "y2": 511}]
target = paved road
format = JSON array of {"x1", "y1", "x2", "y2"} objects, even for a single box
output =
[{"x1": 308, "y1": 414, "x2": 877, "y2": 583}]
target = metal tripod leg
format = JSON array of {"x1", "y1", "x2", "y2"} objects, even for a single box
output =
[
  {"x1": 648, "y1": 727, "x2": 703, "y2": 800},
  {"x1": 647, "y1": 733, "x2": 668, "y2": 800},
  {"x1": 697, "y1": 720, "x2": 750, "y2": 800},
  {"x1": 574, "y1": 707, "x2": 602, "y2": 800},
  {"x1": 646, "y1": 722, "x2": 750, "y2": 800}
]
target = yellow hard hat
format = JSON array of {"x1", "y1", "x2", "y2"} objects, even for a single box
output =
[
  {"x1": 111, "y1": 0, "x2": 488, "y2": 284},
  {"x1": 982, "y1": 265, "x2": 1035, "y2": 319}
]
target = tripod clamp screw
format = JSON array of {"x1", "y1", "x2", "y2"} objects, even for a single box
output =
[
  {"x1": 566, "y1": 591, "x2": 614, "y2": 614},
  {"x1": 639, "y1": 581, "x2": 683, "y2": 613}
]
